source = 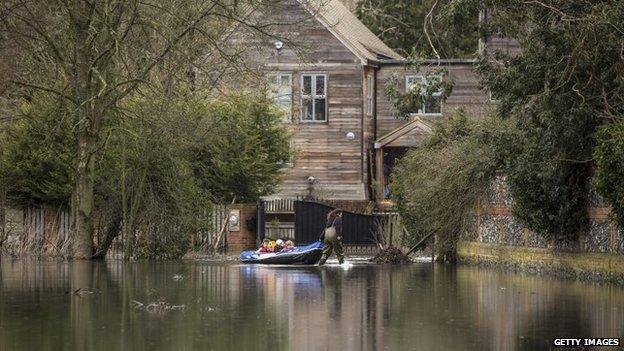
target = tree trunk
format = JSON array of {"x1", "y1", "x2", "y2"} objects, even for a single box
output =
[
  {"x1": 121, "y1": 146, "x2": 132, "y2": 260},
  {"x1": 71, "y1": 11, "x2": 97, "y2": 259},
  {"x1": 92, "y1": 212, "x2": 122, "y2": 259},
  {"x1": 72, "y1": 135, "x2": 95, "y2": 259},
  {"x1": 434, "y1": 231, "x2": 458, "y2": 263},
  {"x1": 122, "y1": 222, "x2": 133, "y2": 260}
]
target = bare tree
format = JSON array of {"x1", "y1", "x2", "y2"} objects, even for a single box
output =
[{"x1": 0, "y1": 0, "x2": 305, "y2": 258}]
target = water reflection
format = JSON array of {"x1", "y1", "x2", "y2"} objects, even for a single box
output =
[{"x1": 0, "y1": 258, "x2": 623, "y2": 351}]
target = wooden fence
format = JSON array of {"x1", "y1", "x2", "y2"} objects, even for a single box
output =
[
  {"x1": 264, "y1": 198, "x2": 296, "y2": 214},
  {"x1": 2, "y1": 204, "x2": 230, "y2": 256},
  {"x1": 197, "y1": 204, "x2": 228, "y2": 248},
  {"x1": 265, "y1": 222, "x2": 295, "y2": 240},
  {"x1": 21, "y1": 207, "x2": 70, "y2": 255},
  {"x1": 110, "y1": 204, "x2": 230, "y2": 253}
]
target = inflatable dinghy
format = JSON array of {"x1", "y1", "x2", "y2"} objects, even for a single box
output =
[{"x1": 240, "y1": 241, "x2": 324, "y2": 265}]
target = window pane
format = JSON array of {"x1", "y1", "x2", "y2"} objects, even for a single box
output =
[
  {"x1": 277, "y1": 75, "x2": 292, "y2": 112},
  {"x1": 302, "y1": 75, "x2": 312, "y2": 95},
  {"x1": 278, "y1": 96, "x2": 291, "y2": 107},
  {"x1": 406, "y1": 76, "x2": 416, "y2": 91},
  {"x1": 424, "y1": 95, "x2": 441, "y2": 114},
  {"x1": 278, "y1": 96, "x2": 291, "y2": 122},
  {"x1": 267, "y1": 74, "x2": 277, "y2": 99},
  {"x1": 280, "y1": 74, "x2": 290, "y2": 83},
  {"x1": 406, "y1": 76, "x2": 424, "y2": 92},
  {"x1": 302, "y1": 98, "x2": 313, "y2": 120},
  {"x1": 279, "y1": 75, "x2": 291, "y2": 94},
  {"x1": 315, "y1": 75, "x2": 325, "y2": 95},
  {"x1": 314, "y1": 98, "x2": 326, "y2": 120}
]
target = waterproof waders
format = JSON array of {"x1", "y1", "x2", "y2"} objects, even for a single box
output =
[{"x1": 319, "y1": 225, "x2": 344, "y2": 265}]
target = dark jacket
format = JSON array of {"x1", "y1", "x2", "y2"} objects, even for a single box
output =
[{"x1": 326, "y1": 215, "x2": 342, "y2": 236}]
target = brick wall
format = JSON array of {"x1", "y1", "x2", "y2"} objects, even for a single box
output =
[{"x1": 226, "y1": 204, "x2": 257, "y2": 254}]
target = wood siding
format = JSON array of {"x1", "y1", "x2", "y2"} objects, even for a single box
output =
[
  {"x1": 248, "y1": 0, "x2": 369, "y2": 200},
  {"x1": 225, "y1": 1, "x2": 495, "y2": 201},
  {"x1": 375, "y1": 63, "x2": 494, "y2": 137},
  {"x1": 485, "y1": 36, "x2": 522, "y2": 56}
]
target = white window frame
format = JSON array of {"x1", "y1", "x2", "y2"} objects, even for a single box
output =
[
  {"x1": 267, "y1": 72, "x2": 292, "y2": 123},
  {"x1": 367, "y1": 75, "x2": 374, "y2": 116},
  {"x1": 405, "y1": 75, "x2": 443, "y2": 116},
  {"x1": 300, "y1": 73, "x2": 328, "y2": 122},
  {"x1": 276, "y1": 139, "x2": 294, "y2": 168}
]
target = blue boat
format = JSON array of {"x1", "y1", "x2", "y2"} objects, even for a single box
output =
[{"x1": 240, "y1": 241, "x2": 324, "y2": 265}]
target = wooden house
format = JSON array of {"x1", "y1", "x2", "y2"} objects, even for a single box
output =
[{"x1": 237, "y1": 0, "x2": 495, "y2": 204}]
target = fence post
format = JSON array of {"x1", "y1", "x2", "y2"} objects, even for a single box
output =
[{"x1": 389, "y1": 215, "x2": 393, "y2": 247}]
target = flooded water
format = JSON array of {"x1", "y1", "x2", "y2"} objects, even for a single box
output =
[{"x1": 1, "y1": 258, "x2": 623, "y2": 351}]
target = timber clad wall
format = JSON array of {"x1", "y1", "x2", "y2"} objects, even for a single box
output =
[
  {"x1": 258, "y1": 0, "x2": 368, "y2": 200},
  {"x1": 375, "y1": 63, "x2": 493, "y2": 137},
  {"x1": 282, "y1": 67, "x2": 366, "y2": 200},
  {"x1": 485, "y1": 36, "x2": 522, "y2": 56},
  {"x1": 215, "y1": 1, "x2": 497, "y2": 202}
]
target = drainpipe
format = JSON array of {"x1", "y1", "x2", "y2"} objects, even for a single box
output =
[
  {"x1": 360, "y1": 66, "x2": 366, "y2": 187},
  {"x1": 369, "y1": 68, "x2": 379, "y2": 201},
  {"x1": 373, "y1": 68, "x2": 378, "y2": 140}
]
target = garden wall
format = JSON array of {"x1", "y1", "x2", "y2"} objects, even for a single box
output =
[{"x1": 458, "y1": 176, "x2": 624, "y2": 282}]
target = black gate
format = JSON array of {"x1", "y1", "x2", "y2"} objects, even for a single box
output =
[{"x1": 294, "y1": 200, "x2": 381, "y2": 245}]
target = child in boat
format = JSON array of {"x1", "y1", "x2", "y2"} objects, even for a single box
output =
[
  {"x1": 256, "y1": 239, "x2": 271, "y2": 253},
  {"x1": 274, "y1": 239, "x2": 285, "y2": 252},
  {"x1": 283, "y1": 240, "x2": 295, "y2": 251}
]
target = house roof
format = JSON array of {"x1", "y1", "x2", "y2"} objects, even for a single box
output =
[
  {"x1": 302, "y1": 0, "x2": 404, "y2": 63},
  {"x1": 374, "y1": 118, "x2": 433, "y2": 149}
]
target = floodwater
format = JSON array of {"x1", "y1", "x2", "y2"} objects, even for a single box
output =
[{"x1": 1, "y1": 258, "x2": 623, "y2": 351}]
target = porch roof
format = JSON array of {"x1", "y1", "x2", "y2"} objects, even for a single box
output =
[{"x1": 374, "y1": 118, "x2": 433, "y2": 149}]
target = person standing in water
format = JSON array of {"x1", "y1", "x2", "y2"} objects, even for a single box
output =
[{"x1": 319, "y1": 208, "x2": 345, "y2": 265}]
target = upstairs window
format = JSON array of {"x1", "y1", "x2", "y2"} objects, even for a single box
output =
[
  {"x1": 405, "y1": 75, "x2": 443, "y2": 115},
  {"x1": 268, "y1": 73, "x2": 292, "y2": 123},
  {"x1": 301, "y1": 74, "x2": 327, "y2": 122}
]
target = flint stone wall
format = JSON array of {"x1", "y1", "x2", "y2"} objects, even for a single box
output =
[{"x1": 466, "y1": 175, "x2": 622, "y2": 255}]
